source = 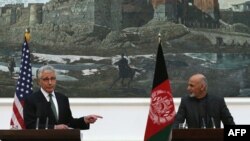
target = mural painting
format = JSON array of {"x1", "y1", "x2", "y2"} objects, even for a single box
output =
[{"x1": 0, "y1": 0, "x2": 250, "y2": 98}]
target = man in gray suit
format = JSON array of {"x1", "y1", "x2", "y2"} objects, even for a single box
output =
[{"x1": 173, "y1": 73, "x2": 235, "y2": 128}]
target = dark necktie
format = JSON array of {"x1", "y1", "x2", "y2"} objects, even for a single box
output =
[{"x1": 49, "y1": 94, "x2": 58, "y2": 121}]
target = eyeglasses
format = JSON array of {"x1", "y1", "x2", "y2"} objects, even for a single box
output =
[{"x1": 41, "y1": 77, "x2": 56, "y2": 82}]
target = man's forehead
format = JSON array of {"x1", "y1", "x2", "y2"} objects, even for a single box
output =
[{"x1": 41, "y1": 70, "x2": 55, "y2": 75}]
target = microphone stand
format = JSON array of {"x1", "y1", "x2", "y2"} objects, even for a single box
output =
[
  {"x1": 35, "y1": 117, "x2": 39, "y2": 130},
  {"x1": 211, "y1": 117, "x2": 216, "y2": 129},
  {"x1": 45, "y1": 117, "x2": 49, "y2": 129},
  {"x1": 201, "y1": 117, "x2": 206, "y2": 129}
]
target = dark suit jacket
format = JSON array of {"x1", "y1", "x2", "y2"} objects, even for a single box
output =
[
  {"x1": 23, "y1": 90, "x2": 89, "y2": 129},
  {"x1": 173, "y1": 94, "x2": 235, "y2": 128}
]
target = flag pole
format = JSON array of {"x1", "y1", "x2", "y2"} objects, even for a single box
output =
[
  {"x1": 144, "y1": 32, "x2": 175, "y2": 141},
  {"x1": 10, "y1": 29, "x2": 33, "y2": 129}
]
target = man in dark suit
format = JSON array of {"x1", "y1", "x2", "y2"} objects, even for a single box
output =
[
  {"x1": 173, "y1": 73, "x2": 235, "y2": 128},
  {"x1": 24, "y1": 65, "x2": 102, "y2": 129}
]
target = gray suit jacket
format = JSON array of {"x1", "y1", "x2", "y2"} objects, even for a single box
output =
[{"x1": 173, "y1": 94, "x2": 235, "y2": 128}]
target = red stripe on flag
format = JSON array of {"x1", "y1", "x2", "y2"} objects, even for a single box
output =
[
  {"x1": 12, "y1": 101, "x2": 25, "y2": 129},
  {"x1": 144, "y1": 80, "x2": 175, "y2": 140}
]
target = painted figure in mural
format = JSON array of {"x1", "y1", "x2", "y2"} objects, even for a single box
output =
[
  {"x1": 173, "y1": 73, "x2": 235, "y2": 129},
  {"x1": 216, "y1": 36, "x2": 224, "y2": 46},
  {"x1": 8, "y1": 57, "x2": 16, "y2": 77},
  {"x1": 24, "y1": 65, "x2": 103, "y2": 129},
  {"x1": 110, "y1": 53, "x2": 140, "y2": 89},
  {"x1": 115, "y1": 53, "x2": 130, "y2": 78}
]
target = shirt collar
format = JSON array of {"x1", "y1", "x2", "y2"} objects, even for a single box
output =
[{"x1": 41, "y1": 88, "x2": 55, "y2": 99}]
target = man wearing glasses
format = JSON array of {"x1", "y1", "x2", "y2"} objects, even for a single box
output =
[{"x1": 23, "y1": 65, "x2": 102, "y2": 129}]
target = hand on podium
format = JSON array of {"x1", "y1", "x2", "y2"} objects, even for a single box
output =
[{"x1": 54, "y1": 124, "x2": 70, "y2": 129}]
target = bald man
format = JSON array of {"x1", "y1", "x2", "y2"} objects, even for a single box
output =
[{"x1": 173, "y1": 73, "x2": 235, "y2": 128}]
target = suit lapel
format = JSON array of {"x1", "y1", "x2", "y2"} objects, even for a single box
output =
[{"x1": 37, "y1": 90, "x2": 48, "y2": 103}]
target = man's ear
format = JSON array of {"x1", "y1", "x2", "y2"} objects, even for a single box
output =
[
  {"x1": 200, "y1": 84, "x2": 206, "y2": 91},
  {"x1": 37, "y1": 79, "x2": 41, "y2": 86}
]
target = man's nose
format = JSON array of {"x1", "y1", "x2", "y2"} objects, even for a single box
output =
[{"x1": 48, "y1": 79, "x2": 53, "y2": 84}]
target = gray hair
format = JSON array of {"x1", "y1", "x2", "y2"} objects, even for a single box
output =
[{"x1": 37, "y1": 65, "x2": 56, "y2": 79}]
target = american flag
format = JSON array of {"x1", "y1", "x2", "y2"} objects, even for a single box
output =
[{"x1": 10, "y1": 39, "x2": 33, "y2": 129}]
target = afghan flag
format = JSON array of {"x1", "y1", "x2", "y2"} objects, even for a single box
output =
[{"x1": 144, "y1": 43, "x2": 175, "y2": 141}]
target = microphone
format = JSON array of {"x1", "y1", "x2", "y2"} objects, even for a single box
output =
[
  {"x1": 45, "y1": 102, "x2": 50, "y2": 129},
  {"x1": 199, "y1": 107, "x2": 207, "y2": 129},
  {"x1": 36, "y1": 104, "x2": 42, "y2": 130},
  {"x1": 211, "y1": 117, "x2": 216, "y2": 129},
  {"x1": 199, "y1": 99, "x2": 208, "y2": 129},
  {"x1": 201, "y1": 117, "x2": 206, "y2": 129},
  {"x1": 36, "y1": 102, "x2": 50, "y2": 129},
  {"x1": 45, "y1": 117, "x2": 49, "y2": 129},
  {"x1": 35, "y1": 117, "x2": 40, "y2": 130}
]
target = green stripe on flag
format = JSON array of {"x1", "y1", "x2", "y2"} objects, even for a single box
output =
[{"x1": 147, "y1": 125, "x2": 172, "y2": 141}]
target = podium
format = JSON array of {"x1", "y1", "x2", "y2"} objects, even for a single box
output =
[
  {"x1": 0, "y1": 129, "x2": 81, "y2": 141},
  {"x1": 172, "y1": 128, "x2": 224, "y2": 141}
]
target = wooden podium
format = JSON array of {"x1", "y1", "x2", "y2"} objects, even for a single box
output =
[
  {"x1": 172, "y1": 128, "x2": 224, "y2": 141},
  {"x1": 0, "y1": 129, "x2": 81, "y2": 141}
]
